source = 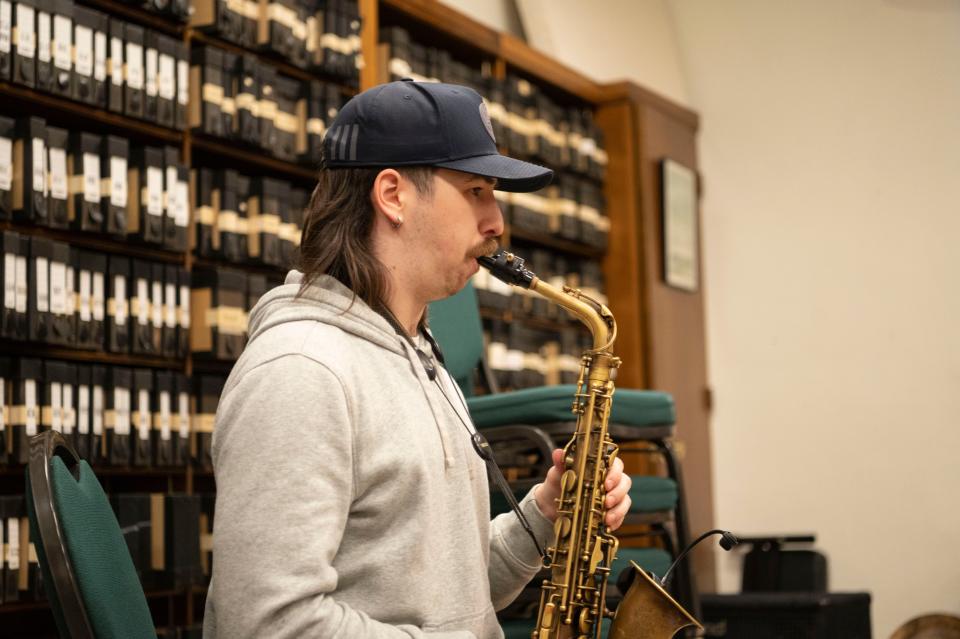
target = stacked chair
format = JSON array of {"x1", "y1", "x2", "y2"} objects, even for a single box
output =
[{"x1": 428, "y1": 281, "x2": 700, "y2": 636}]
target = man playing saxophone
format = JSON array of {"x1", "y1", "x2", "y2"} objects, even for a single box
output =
[{"x1": 202, "y1": 79, "x2": 633, "y2": 639}]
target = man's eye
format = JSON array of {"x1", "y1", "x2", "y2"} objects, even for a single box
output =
[{"x1": 472, "y1": 187, "x2": 484, "y2": 197}]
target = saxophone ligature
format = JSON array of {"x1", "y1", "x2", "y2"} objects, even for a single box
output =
[{"x1": 477, "y1": 249, "x2": 701, "y2": 639}]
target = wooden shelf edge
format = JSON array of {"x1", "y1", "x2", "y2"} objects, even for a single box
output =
[
  {"x1": 190, "y1": 134, "x2": 319, "y2": 182},
  {"x1": 508, "y1": 227, "x2": 605, "y2": 259},
  {"x1": 0, "y1": 82, "x2": 184, "y2": 144},
  {"x1": 0, "y1": 221, "x2": 187, "y2": 265},
  {"x1": 77, "y1": 0, "x2": 186, "y2": 36},
  {"x1": 499, "y1": 33, "x2": 605, "y2": 104},
  {"x1": 0, "y1": 340, "x2": 187, "y2": 370},
  {"x1": 597, "y1": 81, "x2": 699, "y2": 131},
  {"x1": 379, "y1": 0, "x2": 500, "y2": 56}
]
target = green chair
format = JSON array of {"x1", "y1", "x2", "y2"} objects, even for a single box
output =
[
  {"x1": 429, "y1": 281, "x2": 698, "y2": 615},
  {"x1": 26, "y1": 430, "x2": 156, "y2": 639}
]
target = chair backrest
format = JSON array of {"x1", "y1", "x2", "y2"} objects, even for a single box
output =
[
  {"x1": 27, "y1": 431, "x2": 156, "y2": 639},
  {"x1": 427, "y1": 280, "x2": 485, "y2": 396}
]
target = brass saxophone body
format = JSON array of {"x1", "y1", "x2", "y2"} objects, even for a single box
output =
[{"x1": 478, "y1": 250, "x2": 701, "y2": 639}]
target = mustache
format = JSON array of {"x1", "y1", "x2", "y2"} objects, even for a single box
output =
[{"x1": 468, "y1": 237, "x2": 500, "y2": 260}]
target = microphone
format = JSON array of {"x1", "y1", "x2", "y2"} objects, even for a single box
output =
[{"x1": 658, "y1": 529, "x2": 739, "y2": 589}]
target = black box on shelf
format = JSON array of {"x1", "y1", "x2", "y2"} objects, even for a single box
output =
[
  {"x1": 61, "y1": 362, "x2": 78, "y2": 448},
  {"x1": 194, "y1": 374, "x2": 223, "y2": 468},
  {"x1": 109, "y1": 493, "x2": 151, "y2": 581},
  {"x1": 129, "y1": 145, "x2": 165, "y2": 244},
  {"x1": 27, "y1": 235, "x2": 52, "y2": 342},
  {"x1": 156, "y1": 34, "x2": 177, "y2": 128},
  {"x1": 220, "y1": 49, "x2": 237, "y2": 138},
  {"x1": 248, "y1": 177, "x2": 282, "y2": 266},
  {"x1": 88, "y1": 364, "x2": 106, "y2": 464},
  {"x1": 131, "y1": 367, "x2": 153, "y2": 466},
  {"x1": 45, "y1": 124, "x2": 69, "y2": 228},
  {"x1": 257, "y1": 63, "x2": 277, "y2": 152},
  {"x1": 234, "y1": 54, "x2": 259, "y2": 145},
  {"x1": 190, "y1": 46, "x2": 225, "y2": 137},
  {"x1": 74, "y1": 5, "x2": 103, "y2": 105},
  {"x1": 11, "y1": 357, "x2": 42, "y2": 464},
  {"x1": 123, "y1": 23, "x2": 145, "y2": 118},
  {"x1": 0, "y1": 495, "x2": 25, "y2": 603},
  {"x1": 162, "y1": 264, "x2": 178, "y2": 358},
  {"x1": 193, "y1": 167, "x2": 217, "y2": 258},
  {"x1": 48, "y1": 239, "x2": 72, "y2": 345},
  {"x1": 49, "y1": 0, "x2": 73, "y2": 98},
  {"x1": 105, "y1": 365, "x2": 132, "y2": 465},
  {"x1": 555, "y1": 176, "x2": 580, "y2": 242},
  {"x1": 143, "y1": 29, "x2": 159, "y2": 124},
  {"x1": 89, "y1": 7, "x2": 107, "y2": 107},
  {"x1": 162, "y1": 494, "x2": 202, "y2": 587},
  {"x1": 0, "y1": 0, "x2": 12, "y2": 82},
  {"x1": 13, "y1": 117, "x2": 48, "y2": 226},
  {"x1": 218, "y1": 169, "x2": 245, "y2": 264},
  {"x1": 74, "y1": 363, "x2": 91, "y2": 459},
  {"x1": 12, "y1": 0, "x2": 38, "y2": 87},
  {"x1": 106, "y1": 254, "x2": 130, "y2": 353},
  {"x1": 163, "y1": 146, "x2": 189, "y2": 252},
  {"x1": 76, "y1": 250, "x2": 106, "y2": 349},
  {"x1": 40, "y1": 359, "x2": 66, "y2": 436},
  {"x1": 68, "y1": 131, "x2": 104, "y2": 232},
  {"x1": 107, "y1": 18, "x2": 124, "y2": 113},
  {"x1": 175, "y1": 41, "x2": 189, "y2": 130},
  {"x1": 234, "y1": 173, "x2": 251, "y2": 261},
  {"x1": 33, "y1": 0, "x2": 51, "y2": 92},
  {"x1": 246, "y1": 273, "x2": 266, "y2": 314},
  {"x1": 177, "y1": 267, "x2": 189, "y2": 357},
  {"x1": 199, "y1": 493, "x2": 214, "y2": 577},
  {"x1": 0, "y1": 357, "x2": 10, "y2": 466},
  {"x1": 1, "y1": 231, "x2": 25, "y2": 339},
  {"x1": 102, "y1": 134, "x2": 129, "y2": 237},
  {"x1": 130, "y1": 259, "x2": 153, "y2": 355},
  {"x1": 152, "y1": 370, "x2": 173, "y2": 465},
  {"x1": 0, "y1": 116, "x2": 14, "y2": 219},
  {"x1": 273, "y1": 75, "x2": 303, "y2": 162},
  {"x1": 189, "y1": 0, "x2": 243, "y2": 46},
  {"x1": 150, "y1": 262, "x2": 164, "y2": 354},
  {"x1": 191, "y1": 267, "x2": 246, "y2": 361},
  {"x1": 171, "y1": 372, "x2": 189, "y2": 465}
]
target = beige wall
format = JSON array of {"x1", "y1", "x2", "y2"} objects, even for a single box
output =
[{"x1": 442, "y1": 1, "x2": 960, "y2": 636}]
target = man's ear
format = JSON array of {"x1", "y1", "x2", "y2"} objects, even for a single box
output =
[{"x1": 371, "y1": 169, "x2": 406, "y2": 224}]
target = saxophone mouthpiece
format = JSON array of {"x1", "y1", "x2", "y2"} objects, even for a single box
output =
[{"x1": 477, "y1": 249, "x2": 536, "y2": 289}]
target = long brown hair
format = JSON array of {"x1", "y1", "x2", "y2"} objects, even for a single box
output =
[{"x1": 296, "y1": 166, "x2": 433, "y2": 313}]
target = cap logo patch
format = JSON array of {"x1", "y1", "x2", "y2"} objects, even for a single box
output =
[{"x1": 479, "y1": 102, "x2": 496, "y2": 144}]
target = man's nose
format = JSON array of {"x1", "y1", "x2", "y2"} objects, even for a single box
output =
[{"x1": 482, "y1": 201, "x2": 505, "y2": 237}]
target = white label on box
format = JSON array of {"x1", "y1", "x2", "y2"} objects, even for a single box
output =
[
  {"x1": 137, "y1": 389, "x2": 149, "y2": 440},
  {"x1": 65, "y1": 265, "x2": 74, "y2": 315},
  {"x1": 75, "y1": 25, "x2": 92, "y2": 76},
  {"x1": 92, "y1": 385, "x2": 103, "y2": 435},
  {"x1": 92, "y1": 272, "x2": 104, "y2": 321},
  {"x1": 52, "y1": 14, "x2": 70, "y2": 70},
  {"x1": 3, "y1": 253, "x2": 14, "y2": 309},
  {"x1": 50, "y1": 381, "x2": 62, "y2": 431},
  {"x1": 36, "y1": 11, "x2": 48, "y2": 62},
  {"x1": 114, "y1": 275, "x2": 127, "y2": 326},
  {"x1": 145, "y1": 47, "x2": 157, "y2": 97},
  {"x1": 174, "y1": 180, "x2": 188, "y2": 228},
  {"x1": 115, "y1": 387, "x2": 130, "y2": 435},
  {"x1": 110, "y1": 156, "x2": 127, "y2": 207},
  {"x1": 0, "y1": 137, "x2": 11, "y2": 190},
  {"x1": 178, "y1": 392, "x2": 189, "y2": 438},
  {"x1": 146, "y1": 166, "x2": 163, "y2": 216},
  {"x1": 32, "y1": 138, "x2": 46, "y2": 193},
  {"x1": 25, "y1": 378, "x2": 37, "y2": 436},
  {"x1": 179, "y1": 284, "x2": 190, "y2": 329},
  {"x1": 7, "y1": 517, "x2": 19, "y2": 570},
  {"x1": 78, "y1": 384, "x2": 89, "y2": 435},
  {"x1": 126, "y1": 42, "x2": 143, "y2": 89},
  {"x1": 63, "y1": 384, "x2": 74, "y2": 435},
  {"x1": 83, "y1": 153, "x2": 100, "y2": 203},
  {"x1": 177, "y1": 58, "x2": 188, "y2": 106},
  {"x1": 110, "y1": 36, "x2": 122, "y2": 86},
  {"x1": 165, "y1": 165, "x2": 177, "y2": 217},
  {"x1": 49, "y1": 147, "x2": 67, "y2": 200},
  {"x1": 16, "y1": 5, "x2": 34, "y2": 58},
  {"x1": 15, "y1": 256, "x2": 26, "y2": 313},
  {"x1": 164, "y1": 283, "x2": 176, "y2": 327},
  {"x1": 0, "y1": 1, "x2": 11, "y2": 55},
  {"x1": 159, "y1": 52, "x2": 174, "y2": 100},
  {"x1": 136, "y1": 278, "x2": 148, "y2": 325},
  {"x1": 94, "y1": 31, "x2": 106, "y2": 81},
  {"x1": 151, "y1": 280, "x2": 162, "y2": 327},
  {"x1": 159, "y1": 391, "x2": 171, "y2": 440},
  {"x1": 36, "y1": 256, "x2": 49, "y2": 312},
  {"x1": 79, "y1": 270, "x2": 91, "y2": 321},
  {"x1": 49, "y1": 260, "x2": 65, "y2": 315}
]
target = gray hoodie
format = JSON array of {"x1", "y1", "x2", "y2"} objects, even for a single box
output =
[{"x1": 202, "y1": 272, "x2": 554, "y2": 639}]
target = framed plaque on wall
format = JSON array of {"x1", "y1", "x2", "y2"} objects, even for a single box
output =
[{"x1": 661, "y1": 158, "x2": 699, "y2": 292}]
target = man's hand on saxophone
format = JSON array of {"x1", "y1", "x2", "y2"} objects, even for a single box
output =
[{"x1": 534, "y1": 448, "x2": 634, "y2": 531}]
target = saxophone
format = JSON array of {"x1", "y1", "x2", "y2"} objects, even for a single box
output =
[{"x1": 478, "y1": 250, "x2": 701, "y2": 639}]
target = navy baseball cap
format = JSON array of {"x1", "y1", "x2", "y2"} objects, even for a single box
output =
[{"x1": 323, "y1": 79, "x2": 554, "y2": 193}]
